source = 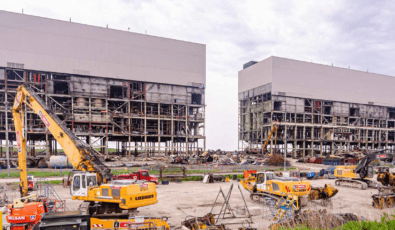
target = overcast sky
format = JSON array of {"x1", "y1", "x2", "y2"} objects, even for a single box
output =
[{"x1": 2, "y1": 0, "x2": 395, "y2": 150}]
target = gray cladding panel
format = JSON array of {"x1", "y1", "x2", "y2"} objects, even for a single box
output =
[{"x1": 0, "y1": 10, "x2": 205, "y2": 86}]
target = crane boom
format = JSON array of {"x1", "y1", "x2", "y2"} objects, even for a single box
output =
[
  {"x1": 262, "y1": 123, "x2": 277, "y2": 153},
  {"x1": 12, "y1": 85, "x2": 112, "y2": 187}
]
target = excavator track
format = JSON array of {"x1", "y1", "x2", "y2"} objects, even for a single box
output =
[
  {"x1": 335, "y1": 179, "x2": 368, "y2": 190},
  {"x1": 250, "y1": 192, "x2": 281, "y2": 205}
]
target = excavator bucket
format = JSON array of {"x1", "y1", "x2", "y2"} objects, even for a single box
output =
[
  {"x1": 308, "y1": 184, "x2": 338, "y2": 204},
  {"x1": 324, "y1": 184, "x2": 339, "y2": 199}
]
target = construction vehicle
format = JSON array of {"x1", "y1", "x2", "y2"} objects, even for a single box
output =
[
  {"x1": 35, "y1": 212, "x2": 170, "y2": 230},
  {"x1": 334, "y1": 151, "x2": 394, "y2": 189},
  {"x1": 372, "y1": 187, "x2": 395, "y2": 209},
  {"x1": 6, "y1": 194, "x2": 49, "y2": 230},
  {"x1": 240, "y1": 170, "x2": 257, "y2": 190},
  {"x1": 27, "y1": 175, "x2": 37, "y2": 191},
  {"x1": 8, "y1": 85, "x2": 169, "y2": 230},
  {"x1": 262, "y1": 123, "x2": 277, "y2": 154},
  {"x1": 113, "y1": 169, "x2": 159, "y2": 184},
  {"x1": 240, "y1": 171, "x2": 338, "y2": 207},
  {"x1": 12, "y1": 85, "x2": 158, "y2": 215},
  {"x1": 377, "y1": 166, "x2": 395, "y2": 186},
  {"x1": 373, "y1": 167, "x2": 395, "y2": 209},
  {"x1": 241, "y1": 171, "x2": 311, "y2": 208}
]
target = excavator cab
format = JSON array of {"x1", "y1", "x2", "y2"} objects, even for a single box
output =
[
  {"x1": 71, "y1": 172, "x2": 98, "y2": 197},
  {"x1": 255, "y1": 172, "x2": 275, "y2": 191}
]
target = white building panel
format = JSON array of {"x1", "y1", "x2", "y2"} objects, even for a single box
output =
[
  {"x1": 240, "y1": 56, "x2": 395, "y2": 107},
  {"x1": 0, "y1": 10, "x2": 205, "y2": 86},
  {"x1": 238, "y1": 57, "x2": 272, "y2": 93}
]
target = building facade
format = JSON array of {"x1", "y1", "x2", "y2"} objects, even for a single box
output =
[
  {"x1": 0, "y1": 10, "x2": 206, "y2": 158},
  {"x1": 238, "y1": 56, "x2": 395, "y2": 156}
]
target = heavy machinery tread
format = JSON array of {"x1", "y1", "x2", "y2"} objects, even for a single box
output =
[
  {"x1": 250, "y1": 192, "x2": 281, "y2": 205},
  {"x1": 335, "y1": 179, "x2": 368, "y2": 190},
  {"x1": 78, "y1": 201, "x2": 90, "y2": 215}
]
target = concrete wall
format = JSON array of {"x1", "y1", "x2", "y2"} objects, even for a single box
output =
[
  {"x1": 238, "y1": 57, "x2": 272, "y2": 93},
  {"x1": 0, "y1": 10, "x2": 205, "y2": 86}
]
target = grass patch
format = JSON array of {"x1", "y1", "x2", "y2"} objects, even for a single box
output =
[{"x1": 0, "y1": 171, "x2": 70, "y2": 178}]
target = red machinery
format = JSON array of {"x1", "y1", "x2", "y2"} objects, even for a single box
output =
[
  {"x1": 6, "y1": 195, "x2": 49, "y2": 230},
  {"x1": 113, "y1": 169, "x2": 158, "y2": 184},
  {"x1": 243, "y1": 170, "x2": 257, "y2": 179}
]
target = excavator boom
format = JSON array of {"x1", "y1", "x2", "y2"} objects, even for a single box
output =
[
  {"x1": 262, "y1": 123, "x2": 277, "y2": 153},
  {"x1": 12, "y1": 91, "x2": 28, "y2": 196},
  {"x1": 12, "y1": 85, "x2": 112, "y2": 185}
]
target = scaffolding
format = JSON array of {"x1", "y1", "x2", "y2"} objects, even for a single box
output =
[
  {"x1": 238, "y1": 83, "x2": 395, "y2": 157},
  {"x1": 0, "y1": 67, "x2": 206, "y2": 159}
]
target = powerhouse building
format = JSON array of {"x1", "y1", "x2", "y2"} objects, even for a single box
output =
[
  {"x1": 0, "y1": 10, "x2": 206, "y2": 158},
  {"x1": 239, "y1": 56, "x2": 395, "y2": 156}
]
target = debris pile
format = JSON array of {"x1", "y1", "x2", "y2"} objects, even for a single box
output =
[
  {"x1": 265, "y1": 154, "x2": 290, "y2": 166},
  {"x1": 269, "y1": 209, "x2": 360, "y2": 230}
]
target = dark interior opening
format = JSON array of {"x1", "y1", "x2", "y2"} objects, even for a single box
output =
[
  {"x1": 110, "y1": 86, "x2": 125, "y2": 99},
  {"x1": 350, "y1": 108, "x2": 360, "y2": 117},
  {"x1": 53, "y1": 81, "x2": 69, "y2": 94},
  {"x1": 389, "y1": 108, "x2": 395, "y2": 119},
  {"x1": 273, "y1": 101, "x2": 282, "y2": 111},
  {"x1": 191, "y1": 93, "x2": 202, "y2": 105},
  {"x1": 323, "y1": 107, "x2": 331, "y2": 115}
]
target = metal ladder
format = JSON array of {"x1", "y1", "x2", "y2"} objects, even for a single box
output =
[
  {"x1": 38, "y1": 178, "x2": 68, "y2": 212},
  {"x1": 273, "y1": 195, "x2": 296, "y2": 222}
]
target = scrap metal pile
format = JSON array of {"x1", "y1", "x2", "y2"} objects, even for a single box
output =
[
  {"x1": 269, "y1": 209, "x2": 360, "y2": 230},
  {"x1": 372, "y1": 187, "x2": 395, "y2": 209},
  {"x1": 181, "y1": 213, "x2": 228, "y2": 230}
]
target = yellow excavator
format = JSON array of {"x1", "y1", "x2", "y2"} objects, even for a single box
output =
[
  {"x1": 240, "y1": 171, "x2": 338, "y2": 207},
  {"x1": 334, "y1": 150, "x2": 393, "y2": 189},
  {"x1": 10, "y1": 85, "x2": 169, "y2": 229}
]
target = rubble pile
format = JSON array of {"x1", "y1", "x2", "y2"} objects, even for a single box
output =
[{"x1": 269, "y1": 209, "x2": 360, "y2": 230}]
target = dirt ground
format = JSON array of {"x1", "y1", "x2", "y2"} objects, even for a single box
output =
[
  {"x1": 3, "y1": 160, "x2": 395, "y2": 230},
  {"x1": 4, "y1": 178, "x2": 392, "y2": 230}
]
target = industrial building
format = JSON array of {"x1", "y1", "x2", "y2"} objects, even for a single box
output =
[
  {"x1": 239, "y1": 56, "x2": 395, "y2": 156},
  {"x1": 0, "y1": 10, "x2": 206, "y2": 158}
]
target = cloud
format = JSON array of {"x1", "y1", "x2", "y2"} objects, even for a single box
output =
[{"x1": 1, "y1": 0, "x2": 395, "y2": 150}]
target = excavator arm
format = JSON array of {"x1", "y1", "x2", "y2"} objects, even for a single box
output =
[
  {"x1": 262, "y1": 123, "x2": 277, "y2": 152},
  {"x1": 355, "y1": 150, "x2": 393, "y2": 178},
  {"x1": 12, "y1": 91, "x2": 28, "y2": 197},
  {"x1": 12, "y1": 85, "x2": 112, "y2": 186}
]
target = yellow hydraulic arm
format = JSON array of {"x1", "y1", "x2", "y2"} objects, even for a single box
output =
[
  {"x1": 12, "y1": 91, "x2": 28, "y2": 197},
  {"x1": 12, "y1": 85, "x2": 112, "y2": 187},
  {"x1": 262, "y1": 123, "x2": 277, "y2": 152}
]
